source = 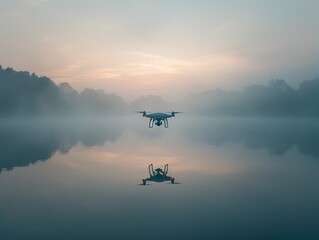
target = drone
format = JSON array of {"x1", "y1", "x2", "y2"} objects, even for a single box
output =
[
  {"x1": 136, "y1": 111, "x2": 181, "y2": 128},
  {"x1": 142, "y1": 164, "x2": 175, "y2": 185}
]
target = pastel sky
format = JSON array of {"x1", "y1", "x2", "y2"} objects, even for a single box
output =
[{"x1": 1, "y1": 0, "x2": 319, "y2": 100}]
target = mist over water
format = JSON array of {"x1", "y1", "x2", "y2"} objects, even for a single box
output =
[
  {"x1": 0, "y1": 116, "x2": 318, "y2": 239},
  {"x1": 2, "y1": 0, "x2": 319, "y2": 238}
]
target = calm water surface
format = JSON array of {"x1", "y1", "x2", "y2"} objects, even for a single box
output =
[{"x1": 0, "y1": 117, "x2": 318, "y2": 240}]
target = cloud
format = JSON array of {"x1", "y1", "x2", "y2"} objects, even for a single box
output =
[
  {"x1": 89, "y1": 52, "x2": 248, "y2": 80},
  {"x1": 45, "y1": 50, "x2": 249, "y2": 99}
]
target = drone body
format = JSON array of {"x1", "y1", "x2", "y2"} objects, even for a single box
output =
[{"x1": 136, "y1": 111, "x2": 181, "y2": 128}]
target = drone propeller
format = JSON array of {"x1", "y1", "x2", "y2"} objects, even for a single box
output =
[
  {"x1": 167, "y1": 111, "x2": 183, "y2": 114},
  {"x1": 134, "y1": 111, "x2": 149, "y2": 117},
  {"x1": 168, "y1": 111, "x2": 183, "y2": 117}
]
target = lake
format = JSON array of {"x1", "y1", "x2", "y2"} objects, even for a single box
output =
[{"x1": 0, "y1": 117, "x2": 318, "y2": 240}]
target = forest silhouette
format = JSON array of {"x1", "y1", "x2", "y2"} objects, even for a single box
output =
[{"x1": 1, "y1": 65, "x2": 319, "y2": 116}]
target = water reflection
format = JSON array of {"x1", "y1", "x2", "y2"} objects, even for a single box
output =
[
  {"x1": 0, "y1": 119, "x2": 124, "y2": 172},
  {"x1": 1, "y1": 117, "x2": 319, "y2": 173},
  {"x1": 186, "y1": 118, "x2": 319, "y2": 158},
  {"x1": 141, "y1": 164, "x2": 175, "y2": 185}
]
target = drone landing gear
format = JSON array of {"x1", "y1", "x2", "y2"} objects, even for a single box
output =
[
  {"x1": 142, "y1": 179, "x2": 146, "y2": 185},
  {"x1": 164, "y1": 119, "x2": 168, "y2": 128},
  {"x1": 149, "y1": 119, "x2": 169, "y2": 128},
  {"x1": 149, "y1": 119, "x2": 154, "y2": 128},
  {"x1": 148, "y1": 164, "x2": 155, "y2": 177}
]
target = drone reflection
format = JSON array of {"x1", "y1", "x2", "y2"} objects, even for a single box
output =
[{"x1": 142, "y1": 164, "x2": 175, "y2": 185}]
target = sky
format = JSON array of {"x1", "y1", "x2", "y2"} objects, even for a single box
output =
[{"x1": 1, "y1": 0, "x2": 319, "y2": 101}]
